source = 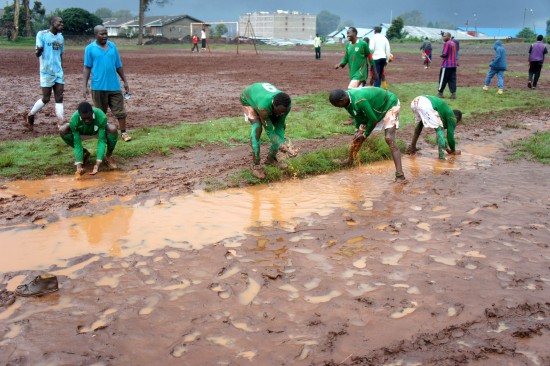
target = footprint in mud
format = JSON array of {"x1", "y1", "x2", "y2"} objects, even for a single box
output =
[
  {"x1": 390, "y1": 300, "x2": 419, "y2": 319},
  {"x1": 170, "y1": 330, "x2": 201, "y2": 358},
  {"x1": 138, "y1": 295, "x2": 160, "y2": 316},
  {"x1": 304, "y1": 289, "x2": 342, "y2": 304},
  {"x1": 77, "y1": 308, "x2": 118, "y2": 334},
  {"x1": 209, "y1": 282, "x2": 232, "y2": 299},
  {"x1": 95, "y1": 273, "x2": 124, "y2": 288},
  {"x1": 238, "y1": 277, "x2": 262, "y2": 305}
]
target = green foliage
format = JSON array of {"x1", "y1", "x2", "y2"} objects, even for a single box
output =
[
  {"x1": 316, "y1": 10, "x2": 340, "y2": 36},
  {"x1": 547, "y1": 19, "x2": 550, "y2": 37},
  {"x1": 399, "y1": 10, "x2": 425, "y2": 26},
  {"x1": 517, "y1": 27, "x2": 536, "y2": 39},
  {"x1": 113, "y1": 9, "x2": 133, "y2": 18},
  {"x1": 60, "y1": 8, "x2": 102, "y2": 35},
  {"x1": 511, "y1": 131, "x2": 550, "y2": 164},
  {"x1": 211, "y1": 24, "x2": 228, "y2": 38},
  {"x1": 94, "y1": 7, "x2": 113, "y2": 19},
  {"x1": 386, "y1": 17, "x2": 407, "y2": 41},
  {"x1": 1, "y1": 1, "x2": 46, "y2": 36}
]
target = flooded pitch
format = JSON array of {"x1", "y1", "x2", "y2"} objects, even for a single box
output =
[{"x1": 1, "y1": 134, "x2": 550, "y2": 365}]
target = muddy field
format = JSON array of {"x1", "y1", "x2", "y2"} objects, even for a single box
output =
[{"x1": 1, "y1": 43, "x2": 550, "y2": 365}]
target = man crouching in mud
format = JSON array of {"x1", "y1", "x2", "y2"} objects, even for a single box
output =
[
  {"x1": 59, "y1": 102, "x2": 118, "y2": 176},
  {"x1": 329, "y1": 87, "x2": 406, "y2": 182}
]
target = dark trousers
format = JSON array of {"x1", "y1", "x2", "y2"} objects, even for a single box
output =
[
  {"x1": 315, "y1": 47, "x2": 321, "y2": 59},
  {"x1": 529, "y1": 61, "x2": 543, "y2": 87},
  {"x1": 374, "y1": 58, "x2": 386, "y2": 87},
  {"x1": 438, "y1": 67, "x2": 457, "y2": 94},
  {"x1": 191, "y1": 44, "x2": 199, "y2": 52}
]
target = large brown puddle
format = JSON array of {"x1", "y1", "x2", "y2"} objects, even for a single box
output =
[
  {"x1": 1, "y1": 140, "x2": 550, "y2": 365},
  {"x1": 0, "y1": 145, "x2": 495, "y2": 273}
]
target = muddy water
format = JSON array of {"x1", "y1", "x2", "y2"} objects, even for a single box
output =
[
  {"x1": 0, "y1": 145, "x2": 492, "y2": 273},
  {"x1": 2, "y1": 139, "x2": 550, "y2": 365}
]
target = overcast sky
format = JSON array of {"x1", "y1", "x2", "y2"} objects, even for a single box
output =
[{"x1": 37, "y1": 0, "x2": 550, "y2": 30}]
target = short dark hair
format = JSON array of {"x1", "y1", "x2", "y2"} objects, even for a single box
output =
[
  {"x1": 537, "y1": 34, "x2": 543, "y2": 41},
  {"x1": 329, "y1": 89, "x2": 347, "y2": 105},
  {"x1": 50, "y1": 16, "x2": 61, "y2": 25},
  {"x1": 78, "y1": 102, "x2": 93, "y2": 115},
  {"x1": 273, "y1": 92, "x2": 291, "y2": 108},
  {"x1": 348, "y1": 27, "x2": 357, "y2": 35},
  {"x1": 374, "y1": 26, "x2": 382, "y2": 33},
  {"x1": 453, "y1": 109, "x2": 462, "y2": 122}
]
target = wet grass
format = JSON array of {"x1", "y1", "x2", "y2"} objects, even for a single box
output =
[
  {"x1": 1, "y1": 84, "x2": 548, "y2": 179},
  {"x1": 509, "y1": 131, "x2": 550, "y2": 164}
]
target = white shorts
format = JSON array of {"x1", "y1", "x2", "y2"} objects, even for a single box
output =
[
  {"x1": 373, "y1": 101, "x2": 400, "y2": 131},
  {"x1": 410, "y1": 96, "x2": 443, "y2": 129}
]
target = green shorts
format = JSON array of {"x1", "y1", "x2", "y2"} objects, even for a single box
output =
[{"x1": 91, "y1": 90, "x2": 127, "y2": 119}]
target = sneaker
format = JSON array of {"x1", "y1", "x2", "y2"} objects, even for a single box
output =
[
  {"x1": 104, "y1": 155, "x2": 117, "y2": 169},
  {"x1": 482, "y1": 86, "x2": 489, "y2": 91},
  {"x1": 437, "y1": 92, "x2": 444, "y2": 98},
  {"x1": 497, "y1": 89, "x2": 503, "y2": 95},
  {"x1": 265, "y1": 155, "x2": 288, "y2": 169},
  {"x1": 528, "y1": 81, "x2": 532, "y2": 89},
  {"x1": 24, "y1": 112, "x2": 35, "y2": 132},
  {"x1": 15, "y1": 274, "x2": 59, "y2": 297},
  {"x1": 121, "y1": 132, "x2": 132, "y2": 142},
  {"x1": 450, "y1": 93, "x2": 456, "y2": 99},
  {"x1": 83, "y1": 149, "x2": 90, "y2": 165},
  {"x1": 252, "y1": 164, "x2": 265, "y2": 179}
]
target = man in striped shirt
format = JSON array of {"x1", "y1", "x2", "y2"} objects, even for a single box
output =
[{"x1": 438, "y1": 32, "x2": 457, "y2": 99}]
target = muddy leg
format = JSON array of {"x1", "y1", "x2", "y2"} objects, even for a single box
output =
[{"x1": 385, "y1": 126, "x2": 404, "y2": 178}]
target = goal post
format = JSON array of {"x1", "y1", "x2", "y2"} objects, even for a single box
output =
[{"x1": 189, "y1": 22, "x2": 240, "y2": 53}]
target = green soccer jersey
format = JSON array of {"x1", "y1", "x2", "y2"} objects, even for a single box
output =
[
  {"x1": 340, "y1": 40, "x2": 375, "y2": 81},
  {"x1": 240, "y1": 82, "x2": 291, "y2": 126},
  {"x1": 424, "y1": 95, "x2": 457, "y2": 152},
  {"x1": 69, "y1": 107, "x2": 108, "y2": 162},
  {"x1": 346, "y1": 87, "x2": 399, "y2": 132}
]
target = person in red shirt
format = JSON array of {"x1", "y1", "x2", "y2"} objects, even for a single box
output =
[{"x1": 191, "y1": 34, "x2": 199, "y2": 53}]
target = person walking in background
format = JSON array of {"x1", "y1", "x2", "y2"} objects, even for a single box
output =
[
  {"x1": 82, "y1": 25, "x2": 132, "y2": 142},
  {"x1": 438, "y1": 32, "x2": 458, "y2": 99},
  {"x1": 24, "y1": 16, "x2": 65, "y2": 132},
  {"x1": 328, "y1": 87, "x2": 406, "y2": 182},
  {"x1": 369, "y1": 26, "x2": 390, "y2": 89},
  {"x1": 420, "y1": 37, "x2": 432, "y2": 69},
  {"x1": 313, "y1": 34, "x2": 322, "y2": 59},
  {"x1": 528, "y1": 35, "x2": 548, "y2": 89},
  {"x1": 407, "y1": 95, "x2": 462, "y2": 160},
  {"x1": 201, "y1": 28, "x2": 207, "y2": 51},
  {"x1": 59, "y1": 102, "x2": 118, "y2": 176},
  {"x1": 483, "y1": 40, "x2": 507, "y2": 94},
  {"x1": 335, "y1": 27, "x2": 378, "y2": 89},
  {"x1": 191, "y1": 33, "x2": 199, "y2": 53}
]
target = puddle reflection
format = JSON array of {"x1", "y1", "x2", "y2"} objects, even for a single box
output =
[{"x1": 0, "y1": 146, "x2": 495, "y2": 273}]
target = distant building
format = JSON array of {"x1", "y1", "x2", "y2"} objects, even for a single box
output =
[
  {"x1": 239, "y1": 10, "x2": 316, "y2": 40},
  {"x1": 103, "y1": 15, "x2": 204, "y2": 39}
]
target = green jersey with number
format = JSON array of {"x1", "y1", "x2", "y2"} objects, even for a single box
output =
[
  {"x1": 340, "y1": 40, "x2": 375, "y2": 81},
  {"x1": 240, "y1": 82, "x2": 291, "y2": 125}
]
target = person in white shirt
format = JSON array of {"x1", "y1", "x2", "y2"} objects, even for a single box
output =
[
  {"x1": 313, "y1": 34, "x2": 322, "y2": 59},
  {"x1": 369, "y1": 26, "x2": 390, "y2": 88}
]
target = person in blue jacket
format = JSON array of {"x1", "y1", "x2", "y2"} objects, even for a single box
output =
[{"x1": 482, "y1": 40, "x2": 507, "y2": 94}]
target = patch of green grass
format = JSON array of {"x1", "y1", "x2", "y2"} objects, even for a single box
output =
[
  {"x1": 203, "y1": 178, "x2": 227, "y2": 192},
  {"x1": 504, "y1": 122, "x2": 528, "y2": 129},
  {"x1": 228, "y1": 137, "x2": 402, "y2": 186},
  {"x1": 1, "y1": 84, "x2": 548, "y2": 179},
  {"x1": 0, "y1": 37, "x2": 35, "y2": 48},
  {"x1": 510, "y1": 131, "x2": 550, "y2": 164}
]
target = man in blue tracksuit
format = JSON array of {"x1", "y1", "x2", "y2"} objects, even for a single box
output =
[{"x1": 483, "y1": 40, "x2": 507, "y2": 94}]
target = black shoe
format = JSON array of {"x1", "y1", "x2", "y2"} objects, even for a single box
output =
[
  {"x1": 450, "y1": 93, "x2": 456, "y2": 99},
  {"x1": 15, "y1": 274, "x2": 59, "y2": 297},
  {"x1": 437, "y1": 92, "x2": 444, "y2": 98},
  {"x1": 528, "y1": 81, "x2": 532, "y2": 89},
  {"x1": 24, "y1": 113, "x2": 35, "y2": 132}
]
